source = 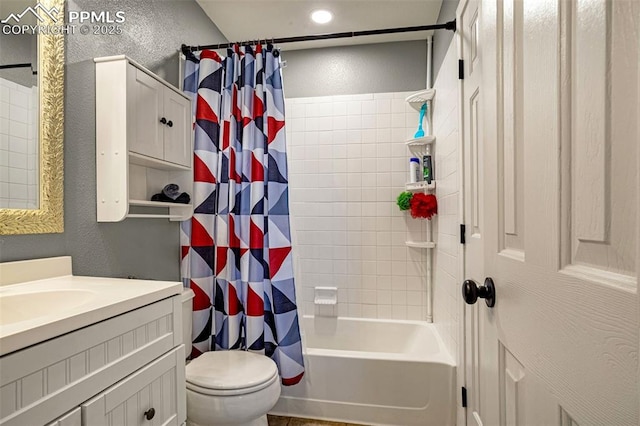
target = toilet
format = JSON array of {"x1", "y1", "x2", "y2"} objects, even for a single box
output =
[{"x1": 181, "y1": 289, "x2": 281, "y2": 426}]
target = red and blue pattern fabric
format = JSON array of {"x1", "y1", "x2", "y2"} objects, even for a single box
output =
[{"x1": 180, "y1": 45, "x2": 304, "y2": 386}]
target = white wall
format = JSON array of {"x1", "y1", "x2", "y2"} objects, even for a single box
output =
[
  {"x1": 0, "y1": 77, "x2": 39, "y2": 209},
  {"x1": 285, "y1": 91, "x2": 432, "y2": 320},
  {"x1": 431, "y1": 41, "x2": 460, "y2": 358}
]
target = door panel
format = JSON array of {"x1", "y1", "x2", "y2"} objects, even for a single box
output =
[
  {"x1": 464, "y1": 0, "x2": 640, "y2": 425},
  {"x1": 498, "y1": 344, "x2": 558, "y2": 426},
  {"x1": 129, "y1": 67, "x2": 164, "y2": 160},
  {"x1": 163, "y1": 89, "x2": 191, "y2": 168},
  {"x1": 45, "y1": 408, "x2": 81, "y2": 426},
  {"x1": 565, "y1": 0, "x2": 638, "y2": 278},
  {"x1": 500, "y1": 0, "x2": 525, "y2": 256},
  {"x1": 82, "y1": 346, "x2": 184, "y2": 426}
]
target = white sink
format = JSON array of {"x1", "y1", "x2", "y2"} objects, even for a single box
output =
[
  {"x1": 0, "y1": 289, "x2": 98, "y2": 324},
  {"x1": 0, "y1": 258, "x2": 182, "y2": 356}
]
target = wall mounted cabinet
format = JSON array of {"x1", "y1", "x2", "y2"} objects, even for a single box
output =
[{"x1": 95, "y1": 55, "x2": 193, "y2": 222}]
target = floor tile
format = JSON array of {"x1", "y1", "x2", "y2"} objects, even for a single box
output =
[
  {"x1": 268, "y1": 415, "x2": 291, "y2": 426},
  {"x1": 268, "y1": 415, "x2": 361, "y2": 426}
]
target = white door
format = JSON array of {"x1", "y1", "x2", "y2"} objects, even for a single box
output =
[
  {"x1": 129, "y1": 66, "x2": 164, "y2": 160},
  {"x1": 462, "y1": 1, "x2": 640, "y2": 425},
  {"x1": 163, "y1": 88, "x2": 192, "y2": 168},
  {"x1": 460, "y1": 0, "x2": 500, "y2": 424}
]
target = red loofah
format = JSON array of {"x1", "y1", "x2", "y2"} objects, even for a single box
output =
[{"x1": 410, "y1": 193, "x2": 438, "y2": 219}]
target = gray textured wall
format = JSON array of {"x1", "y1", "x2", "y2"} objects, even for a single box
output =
[
  {"x1": 281, "y1": 41, "x2": 427, "y2": 98},
  {"x1": 0, "y1": 0, "x2": 226, "y2": 280},
  {"x1": 432, "y1": 0, "x2": 460, "y2": 80}
]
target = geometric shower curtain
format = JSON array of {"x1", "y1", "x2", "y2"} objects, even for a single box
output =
[{"x1": 180, "y1": 45, "x2": 304, "y2": 385}]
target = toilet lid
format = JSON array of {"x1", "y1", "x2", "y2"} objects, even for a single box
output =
[{"x1": 186, "y1": 351, "x2": 279, "y2": 391}]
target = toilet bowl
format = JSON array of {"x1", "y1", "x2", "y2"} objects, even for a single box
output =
[{"x1": 181, "y1": 289, "x2": 281, "y2": 426}]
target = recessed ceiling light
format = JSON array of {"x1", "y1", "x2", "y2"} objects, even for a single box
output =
[{"x1": 311, "y1": 10, "x2": 333, "y2": 24}]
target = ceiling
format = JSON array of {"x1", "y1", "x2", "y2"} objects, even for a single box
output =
[{"x1": 195, "y1": 1, "x2": 444, "y2": 50}]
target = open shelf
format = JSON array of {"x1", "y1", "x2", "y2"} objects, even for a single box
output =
[
  {"x1": 405, "y1": 241, "x2": 436, "y2": 249},
  {"x1": 406, "y1": 136, "x2": 436, "y2": 146},
  {"x1": 129, "y1": 152, "x2": 191, "y2": 171},
  {"x1": 126, "y1": 214, "x2": 185, "y2": 219},
  {"x1": 127, "y1": 199, "x2": 193, "y2": 221},
  {"x1": 406, "y1": 136, "x2": 435, "y2": 157},
  {"x1": 129, "y1": 199, "x2": 192, "y2": 209},
  {"x1": 405, "y1": 89, "x2": 436, "y2": 111},
  {"x1": 405, "y1": 181, "x2": 436, "y2": 192}
]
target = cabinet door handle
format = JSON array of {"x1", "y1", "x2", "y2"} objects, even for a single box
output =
[
  {"x1": 144, "y1": 407, "x2": 155, "y2": 420},
  {"x1": 159, "y1": 117, "x2": 167, "y2": 125},
  {"x1": 167, "y1": 120, "x2": 173, "y2": 127}
]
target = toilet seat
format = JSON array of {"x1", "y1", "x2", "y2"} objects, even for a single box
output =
[
  {"x1": 187, "y1": 372, "x2": 279, "y2": 396},
  {"x1": 186, "y1": 351, "x2": 280, "y2": 397}
]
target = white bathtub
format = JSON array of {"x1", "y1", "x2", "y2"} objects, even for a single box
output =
[{"x1": 271, "y1": 316, "x2": 456, "y2": 426}]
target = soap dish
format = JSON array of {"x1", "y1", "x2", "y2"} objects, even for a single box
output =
[{"x1": 314, "y1": 286, "x2": 338, "y2": 305}]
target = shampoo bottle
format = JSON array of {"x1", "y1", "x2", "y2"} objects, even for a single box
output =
[
  {"x1": 423, "y1": 155, "x2": 433, "y2": 184},
  {"x1": 409, "y1": 158, "x2": 421, "y2": 183}
]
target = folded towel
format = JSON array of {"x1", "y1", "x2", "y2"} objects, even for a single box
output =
[
  {"x1": 162, "y1": 183, "x2": 181, "y2": 200},
  {"x1": 151, "y1": 192, "x2": 191, "y2": 204},
  {"x1": 151, "y1": 184, "x2": 191, "y2": 204}
]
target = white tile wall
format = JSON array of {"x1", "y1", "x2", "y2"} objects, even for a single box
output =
[
  {"x1": 285, "y1": 91, "x2": 433, "y2": 321},
  {"x1": 431, "y1": 42, "x2": 461, "y2": 359},
  {"x1": 0, "y1": 77, "x2": 38, "y2": 209}
]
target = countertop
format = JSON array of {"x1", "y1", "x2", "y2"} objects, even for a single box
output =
[{"x1": 0, "y1": 275, "x2": 182, "y2": 356}]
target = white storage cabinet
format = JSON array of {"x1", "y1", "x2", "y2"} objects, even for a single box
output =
[{"x1": 95, "y1": 55, "x2": 194, "y2": 222}]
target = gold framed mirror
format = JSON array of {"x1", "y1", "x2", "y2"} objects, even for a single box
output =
[{"x1": 0, "y1": 0, "x2": 64, "y2": 234}]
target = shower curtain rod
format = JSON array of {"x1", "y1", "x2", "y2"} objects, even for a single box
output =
[
  {"x1": 0, "y1": 63, "x2": 31, "y2": 70},
  {"x1": 181, "y1": 19, "x2": 456, "y2": 55}
]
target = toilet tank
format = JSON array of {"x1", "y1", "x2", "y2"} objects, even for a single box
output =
[{"x1": 181, "y1": 288, "x2": 195, "y2": 357}]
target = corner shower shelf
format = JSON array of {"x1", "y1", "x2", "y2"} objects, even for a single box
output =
[
  {"x1": 406, "y1": 136, "x2": 436, "y2": 157},
  {"x1": 405, "y1": 241, "x2": 436, "y2": 249},
  {"x1": 405, "y1": 181, "x2": 436, "y2": 192},
  {"x1": 405, "y1": 89, "x2": 436, "y2": 111}
]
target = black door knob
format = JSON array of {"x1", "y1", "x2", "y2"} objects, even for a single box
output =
[
  {"x1": 167, "y1": 120, "x2": 173, "y2": 127},
  {"x1": 462, "y1": 278, "x2": 496, "y2": 307},
  {"x1": 144, "y1": 407, "x2": 155, "y2": 420},
  {"x1": 160, "y1": 117, "x2": 167, "y2": 125}
]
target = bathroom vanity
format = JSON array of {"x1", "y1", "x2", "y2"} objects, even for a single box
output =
[{"x1": 0, "y1": 257, "x2": 186, "y2": 426}]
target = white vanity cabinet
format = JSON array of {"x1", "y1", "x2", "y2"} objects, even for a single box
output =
[
  {"x1": 82, "y1": 346, "x2": 184, "y2": 426},
  {"x1": 0, "y1": 296, "x2": 186, "y2": 426},
  {"x1": 95, "y1": 55, "x2": 193, "y2": 222},
  {"x1": 45, "y1": 408, "x2": 81, "y2": 426}
]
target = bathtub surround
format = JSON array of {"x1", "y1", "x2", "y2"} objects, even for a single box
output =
[
  {"x1": 285, "y1": 91, "x2": 430, "y2": 321},
  {"x1": 0, "y1": 0, "x2": 226, "y2": 281},
  {"x1": 430, "y1": 39, "x2": 461, "y2": 366},
  {"x1": 0, "y1": 33, "x2": 36, "y2": 88},
  {"x1": 0, "y1": 78, "x2": 38, "y2": 209}
]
